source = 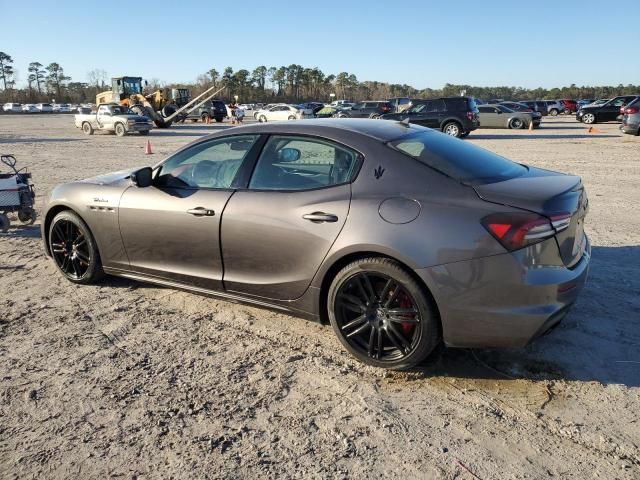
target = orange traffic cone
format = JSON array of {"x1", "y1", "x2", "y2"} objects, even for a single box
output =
[
  {"x1": 144, "y1": 139, "x2": 153, "y2": 154},
  {"x1": 587, "y1": 126, "x2": 600, "y2": 134}
]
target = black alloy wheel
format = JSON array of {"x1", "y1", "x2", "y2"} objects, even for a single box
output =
[
  {"x1": 49, "y1": 211, "x2": 104, "y2": 284},
  {"x1": 328, "y1": 258, "x2": 439, "y2": 369}
]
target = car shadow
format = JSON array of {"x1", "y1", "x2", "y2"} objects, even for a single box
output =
[
  {"x1": 412, "y1": 245, "x2": 640, "y2": 388},
  {"x1": 1, "y1": 224, "x2": 41, "y2": 238},
  {"x1": 471, "y1": 133, "x2": 620, "y2": 140}
]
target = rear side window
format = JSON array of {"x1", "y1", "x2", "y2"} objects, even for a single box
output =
[{"x1": 388, "y1": 130, "x2": 526, "y2": 185}]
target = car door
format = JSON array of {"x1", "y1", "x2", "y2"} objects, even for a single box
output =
[
  {"x1": 411, "y1": 100, "x2": 440, "y2": 128},
  {"x1": 117, "y1": 134, "x2": 261, "y2": 289},
  {"x1": 349, "y1": 103, "x2": 364, "y2": 117},
  {"x1": 221, "y1": 134, "x2": 361, "y2": 300},
  {"x1": 478, "y1": 106, "x2": 500, "y2": 127}
]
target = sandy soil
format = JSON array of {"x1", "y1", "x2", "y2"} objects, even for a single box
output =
[{"x1": 1, "y1": 115, "x2": 639, "y2": 479}]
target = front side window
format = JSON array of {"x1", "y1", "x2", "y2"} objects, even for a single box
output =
[
  {"x1": 156, "y1": 135, "x2": 259, "y2": 189},
  {"x1": 249, "y1": 136, "x2": 359, "y2": 191}
]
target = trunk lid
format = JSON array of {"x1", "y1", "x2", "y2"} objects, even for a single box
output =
[{"x1": 474, "y1": 166, "x2": 588, "y2": 267}]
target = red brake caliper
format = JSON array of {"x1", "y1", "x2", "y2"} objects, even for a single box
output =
[{"x1": 397, "y1": 292, "x2": 415, "y2": 335}]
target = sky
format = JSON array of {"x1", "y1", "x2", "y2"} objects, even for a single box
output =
[{"x1": 1, "y1": 0, "x2": 638, "y2": 90}]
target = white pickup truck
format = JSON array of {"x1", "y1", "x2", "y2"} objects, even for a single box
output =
[{"x1": 74, "y1": 103, "x2": 154, "y2": 136}]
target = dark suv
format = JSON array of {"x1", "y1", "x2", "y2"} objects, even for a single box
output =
[
  {"x1": 336, "y1": 101, "x2": 393, "y2": 118},
  {"x1": 380, "y1": 97, "x2": 480, "y2": 138},
  {"x1": 186, "y1": 99, "x2": 227, "y2": 123},
  {"x1": 520, "y1": 100, "x2": 549, "y2": 116},
  {"x1": 576, "y1": 95, "x2": 640, "y2": 124}
]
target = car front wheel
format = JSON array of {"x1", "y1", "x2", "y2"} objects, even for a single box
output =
[
  {"x1": 49, "y1": 210, "x2": 104, "y2": 284},
  {"x1": 549, "y1": 108, "x2": 559, "y2": 116},
  {"x1": 328, "y1": 257, "x2": 440, "y2": 370},
  {"x1": 509, "y1": 118, "x2": 525, "y2": 129},
  {"x1": 115, "y1": 123, "x2": 126, "y2": 137},
  {"x1": 442, "y1": 122, "x2": 462, "y2": 137},
  {"x1": 582, "y1": 113, "x2": 596, "y2": 124}
]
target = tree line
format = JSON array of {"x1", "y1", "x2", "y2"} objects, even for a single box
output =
[{"x1": 1, "y1": 52, "x2": 638, "y2": 105}]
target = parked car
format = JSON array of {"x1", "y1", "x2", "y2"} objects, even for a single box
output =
[
  {"x1": 22, "y1": 104, "x2": 38, "y2": 113},
  {"x1": 478, "y1": 104, "x2": 540, "y2": 129},
  {"x1": 558, "y1": 99, "x2": 578, "y2": 114},
  {"x1": 387, "y1": 97, "x2": 412, "y2": 113},
  {"x1": 542, "y1": 100, "x2": 564, "y2": 116},
  {"x1": 186, "y1": 99, "x2": 227, "y2": 123},
  {"x1": 314, "y1": 106, "x2": 348, "y2": 118},
  {"x1": 253, "y1": 104, "x2": 284, "y2": 119},
  {"x1": 2, "y1": 103, "x2": 22, "y2": 112},
  {"x1": 577, "y1": 99, "x2": 595, "y2": 109},
  {"x1": 35, "y1": 103, "x2": 53, "y2": 112},
  {"x1": 42, "y1": 119, "x2": 591, "y2": 370},
  {"x1": 620, "y1": 97, "x2": 640, "y2": 135},
  {"x1": 53, "y1": 103, "x2": 72, "y2": 113},
  {"x1": 255, "y1": 104, "x2": 302, "y2": 122},
  {"x1": 499, "y1": 102, "x2": 542, "y2": 123},
  {"x1": 335, "y1": 101, "x2": 393, "y2": 119},
  {"x1": 519, "y1": 100, "x2": 549, "y2": 116},
  {"x1": 380, "y1": 97, "x2": 480, "y2": 138},
  {"x1": 74, "y1": 103, "x2": 153, "y2": 136},
  {"x1": 330, "y1": 100, "x2": 354, "y2": 107},
  {"x1": 576, "y1": 95, "x2": 640, "y2": 124}
]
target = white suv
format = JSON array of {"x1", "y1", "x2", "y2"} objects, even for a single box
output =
[{"x1": 2, "y1": 103, "x2": 22, "y2": 112}]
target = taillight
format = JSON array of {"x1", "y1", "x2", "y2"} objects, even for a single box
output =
[
  {"x1": 625, "y1": 106, "x2": 639, "y2": 114},
  {"x1": 466, "y1": 111, "x2": 473, "y2": 120},
  {"x1": 620, "y1": 106, "x2": 625, "y2": 113},
  {"x1": 481, "y1": 212, "x2": 571, "y2": 251},
  {"x1": 382, "y1": 106, "x2": 390, "y2": 112}
]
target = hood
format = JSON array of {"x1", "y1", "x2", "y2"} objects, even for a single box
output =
[{"x1": 79, "y1": 168, "x2": 139, "y2": 186}]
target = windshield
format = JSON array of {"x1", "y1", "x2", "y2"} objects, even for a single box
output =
[
  {"x1": 388, "y1": 130, "x2": 527, "y2": 185},
  {"x1": 123, "y1": 79, "x2": 142, "y2": 95}
]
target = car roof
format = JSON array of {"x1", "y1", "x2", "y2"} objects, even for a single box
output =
[{"x1": 204, "y1": 118, "x2": 422, "y2": 142}]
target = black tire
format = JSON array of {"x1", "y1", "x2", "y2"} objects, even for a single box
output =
[
  {"x1": 48, "y1": 210, "x2": 104, "y2": 284},
  {"x1": 139, "y1": 130, "x2": 149, "y2": 135},
  {"x1": 258, "y1": 115, "x2": 267, "y2": 123},
  {"x1": 442, "y1": 121, "x2": 462, "y2": 138},
  {"x1": 115, "y1": 123, "x2": 126, "y2": 137},
  {"x1": 549, "y1": 108, "x2": 559, "y2": 116},
  {"x1": 0, "y1": 213, "x2": 9, "y2": 232},
  {"x1": 215, "y1": 116, "x2": 223, "y2": 123},
  {"x1": 459, "y1": 132, "x2": 470, "y2": 138},
  {"x1": 287, "y1": 115, "x2": 296, "y2": 120},
  {"x1": 509, "y1": 118, "x2": 525, "y2": 129},
  {"x1": 82, "y1": 122, "x2": 94, "y2": 135},
  {"x1": 369, "y1": 113, "x2": 381, "y2": 119},
  {"x1": 327, "y1": 257, "x2": 440, "y2": 370}
]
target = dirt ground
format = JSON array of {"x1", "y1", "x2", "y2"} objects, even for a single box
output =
[{"x1": 1, "y1": 114, "x2": 639, "y2": 479}]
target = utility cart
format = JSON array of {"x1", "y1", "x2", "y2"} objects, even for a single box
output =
[{"x1": 0, "y1": 154, "x2": 36, "y2": 232}]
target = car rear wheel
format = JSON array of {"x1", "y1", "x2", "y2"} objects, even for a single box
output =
[
  {"x1": 201, "y1": 113, "x2": 210, "y2": 122},
  {"x1": 259, "y1": 115, "x2": 267, "y2": 122},
  {"x1": 582, "y1": 113, "x2": 596, "y2": 124},
  {"x1": 115, "y1": 123, "x2": 126, "y2": 137},
  {"x1": 369, "y1": 113, "x2": 381, "y2": 119},
  {"x1": 82, "y1": 122, "x2": 93, "y2": 135},
  {"x1": 442, "y1": 122, "x2": 462, "y2": 137},
  {"x1": 215, "y1": 117, "x2": 223, "y2": 123},
  {"x1": 287, "y1": 115, "x2": 296, "y2": 120},
  {"x1": 328, "y1": 258, "x2": 440, "y2": 370},
  {"x1": 549, "y1": 108, "x2": 559, "y2": 116},
  {"x1": 509, "y1": 118, "x2": 525, "y2": 129},
  {"x1": 49, "y1": 210, "x2": 104, "y2": 284}
]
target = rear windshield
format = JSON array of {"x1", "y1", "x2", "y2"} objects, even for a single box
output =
[{"x1": 388, "y1": 130, "x2": 527, "y2": 185}]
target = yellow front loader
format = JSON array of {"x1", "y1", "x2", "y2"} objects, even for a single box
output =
[{"x1": 96, "y1": 77, "x2": 225, "y2": 128}]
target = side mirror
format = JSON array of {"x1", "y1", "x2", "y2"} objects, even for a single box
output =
[
  {"x1": 278, "y1": 148, "x2": 301, "y2": 162},
  {"x1": 131, "y1": 167, "x2": 153, "y2": 187}
]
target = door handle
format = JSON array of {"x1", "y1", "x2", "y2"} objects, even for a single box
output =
[
  {"x1": 302, "y1": 212, "x2": 338, "y2": 223},
  {"x1": 187, "y1": 207, "x2": 215, "y2": 217}
]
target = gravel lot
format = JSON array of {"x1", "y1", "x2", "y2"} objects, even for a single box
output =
[{"x1": 1, "y1": 114, "x2": 639, "y2": 479}]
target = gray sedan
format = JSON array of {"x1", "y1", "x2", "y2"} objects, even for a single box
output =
[
  {"x1": 42, "y1": 119, "x2": 590, "y2": 370},
  {"x1": 478, "y1": 104, "x2": 540, "y2": 129}
]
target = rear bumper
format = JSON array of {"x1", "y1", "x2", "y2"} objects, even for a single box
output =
[
  {"x1": 620, "y1": 120, "x2": 639, "y2": 134},
  {"x1": 416, "y1": 236, "x2": 591, "y2": 348}
]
